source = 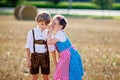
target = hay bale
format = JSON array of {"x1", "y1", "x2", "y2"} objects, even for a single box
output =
[
  {"x1": 20, "y1": 6, "x2": 38, "y2": 20},
  {"x1": 14, "y1": 5, "x2": 25, "y2": 20}
]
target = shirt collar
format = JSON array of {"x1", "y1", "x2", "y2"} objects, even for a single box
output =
[
  {"x1": 36, "y1": 25, "x2": 42, "y2": 31},
  {"x1": 36, "y1": 25, "x2": 46, "y2": 30},
  {"x1": 36, "y1": 25, "x2": 48, "y2": 32}
]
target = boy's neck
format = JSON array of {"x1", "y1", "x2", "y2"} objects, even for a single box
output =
[{"x1": 38, "y1": 26, "x2": 45, "y2": 30}]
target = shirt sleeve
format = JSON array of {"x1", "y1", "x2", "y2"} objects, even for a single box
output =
[
  {"x1": 25, "y1": 30, "x2": 33, "y2": 49},
  {"x1": 48, "y1": 45, "x2": 56, "y2": 52},
  {"x1": 54, "y1": 31, "x2": 66, "y2": 42}
]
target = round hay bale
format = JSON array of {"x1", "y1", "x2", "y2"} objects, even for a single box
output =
[
  {"x1": 20, "y1": 6, "x2": 38, "y2": 20},
  {"x1": 14, "y1": 5, "x2": 25, "y2": 20}
]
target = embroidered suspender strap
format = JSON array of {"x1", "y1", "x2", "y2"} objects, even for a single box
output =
[
  {"x1": 32, "y1": 29, "x2": 36, "y2": 53},
  {"x1": 32, "y1": 29, "x2": 49, "y2": 54},
  {"x1": 34, "y1": 40, "x2": 46, "y2": 44}
]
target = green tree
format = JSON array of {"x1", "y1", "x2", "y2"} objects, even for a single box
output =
[
  {"x1": 92, "y1": 0, "x2": 114, "y2": 9},
  {"x1": 3, "y1": 0, "x2": 25, "y2": 7},
  {"x1": 49, "y1": 0, "x2": 65, "y2": 4}
]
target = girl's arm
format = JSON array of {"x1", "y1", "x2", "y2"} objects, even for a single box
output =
[
  {"x1": 47, "y1": 38, "x2": 58, "y2": 45},
  {"x1": 47, "y1": 26, "x2": 59, "y2": 45},
  {"x1": 47, "y1": 26, "x2": 52, "y2": 42}
]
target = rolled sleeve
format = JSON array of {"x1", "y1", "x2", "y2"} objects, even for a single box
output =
[
  {"x1": 25, "y1": 30, "x2": 32, "y2": 49},
  {"x1": 48, "y1": 45, "x2": 56, "y2": 52},
  {"x1": 55, "y1": 31, "x2": 66, "y2": 42}
]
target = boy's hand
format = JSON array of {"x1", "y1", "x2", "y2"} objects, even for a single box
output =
[
  {"x1": 54, "y1": 61, "x2": 57, "y2": 66},
  {"x1": 27, "y1": 60, "x2": 31, "y2": 68},
  {"x1": 51, "y1": 51, "x2": 57, "y2": 66}
]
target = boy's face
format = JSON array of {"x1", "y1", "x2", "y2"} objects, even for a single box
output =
[{"x1": 37, "y1": 21, "x2": 48, "y2": 30}]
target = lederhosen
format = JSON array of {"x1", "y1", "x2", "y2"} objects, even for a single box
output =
[{"x1": 30, "y1": 29, "x2": 50, "y2": 74}]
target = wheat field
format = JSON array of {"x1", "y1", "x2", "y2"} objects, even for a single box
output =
[{"x1": 0, "y1": 15, "x2": 120, "y2": 80}]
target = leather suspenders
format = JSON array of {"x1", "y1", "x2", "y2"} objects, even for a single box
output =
[{"x1": 32, "y1": 29, "x2": 49, "y2": 54}]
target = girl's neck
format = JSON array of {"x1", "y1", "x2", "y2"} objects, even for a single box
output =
[
  {"x1": 57, "y1": 28, "x2": 62, "y2": 31},
  {"x1": 53, "y1": 28, "x2": 62, "y2": 35}
]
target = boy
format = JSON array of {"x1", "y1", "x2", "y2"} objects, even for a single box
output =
[{"x1": 25, "y1": 11, "x2": 55, "y2": 80}]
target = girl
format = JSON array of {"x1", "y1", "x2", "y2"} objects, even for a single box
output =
[{"x1": 48, "y1": 14, "x2": 84, "y2": 80}]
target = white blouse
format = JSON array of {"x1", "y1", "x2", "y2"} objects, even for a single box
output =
[{"x1": 55, "y1": 31, "x2": 66, "y2": 42}]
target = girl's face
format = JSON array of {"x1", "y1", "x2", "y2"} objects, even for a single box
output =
[{"x1": 52, "y1": 18, "x2": 62, "y2": 31}]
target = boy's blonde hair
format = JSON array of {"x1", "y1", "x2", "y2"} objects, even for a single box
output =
[{"x1": 35, "y1": 11, "x2": 51, "y2": 25}]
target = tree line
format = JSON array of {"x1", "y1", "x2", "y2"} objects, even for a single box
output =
[{"x1": 0, "y1": 0, "x2": 115, "y2": 10}]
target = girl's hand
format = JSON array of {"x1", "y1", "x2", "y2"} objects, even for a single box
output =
[{"x1": 48, "y1": 24, "x2": 53, "y2": 31}]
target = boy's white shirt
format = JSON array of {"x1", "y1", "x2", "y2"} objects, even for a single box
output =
[{"x1": 25, "y1": 26, "x2": 56, "y2": 53}]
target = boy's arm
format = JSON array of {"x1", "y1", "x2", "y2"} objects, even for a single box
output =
[
  {"x1": 48, "y1": 45, "x2": 57, "y2": 66},
  {"x1": 26, "y1": 48, "x2": 31, "y2": 68},
  {"x1": 51, "y1": 51, "x2": 57, "y2": 66},
  {"x1": 26, "y1": 30, "x2": 32, "y2": 68}
]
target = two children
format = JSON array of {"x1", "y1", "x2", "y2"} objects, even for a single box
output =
[{"x1": 26, "y1": 11, "x2": 84, "y2": 80}]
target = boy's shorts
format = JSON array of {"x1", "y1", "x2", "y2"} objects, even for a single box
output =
[{"x1": 30, "y1": 52, "x2": 50, "y2": 75}]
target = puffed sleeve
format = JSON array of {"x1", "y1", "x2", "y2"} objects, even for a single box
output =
[
  {"x1": 48, "y1": 45, "x2": 56, "y2": 52},
  {"x1": 54, "y1": 31, "x2": 66, "y2": 42}
]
